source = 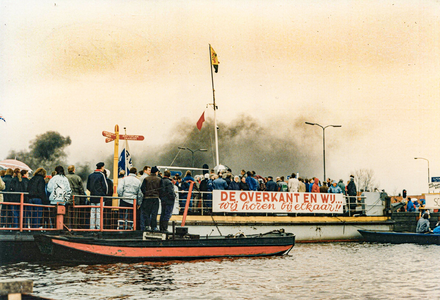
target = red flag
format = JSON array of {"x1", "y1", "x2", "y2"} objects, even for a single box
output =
[{"x1": 196, "y1": 112, "x2": 205, "y2": 131}]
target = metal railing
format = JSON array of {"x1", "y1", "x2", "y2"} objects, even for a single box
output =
[
  {"x1": 0, "y1": 189, "x2": 370, "y2": 232},
  {"x1": 0, "y1": 191, "x2": 137, "y2": 232}
]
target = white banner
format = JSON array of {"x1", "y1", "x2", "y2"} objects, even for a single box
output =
[
  {"x1": 423, "y1": 194, "x2": 440, "y2": 209},
  {"x1": 213, "y1": 190, "x2": 344, "y2": 214}
]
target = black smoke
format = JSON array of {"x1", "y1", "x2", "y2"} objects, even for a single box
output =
[{"x1": 136, "y1": 114, "x2": 323, "y2": 179}]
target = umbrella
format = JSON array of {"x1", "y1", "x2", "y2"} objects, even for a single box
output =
[{"x1": 0, "y1": 159, "x2": 32, "y2": 172}]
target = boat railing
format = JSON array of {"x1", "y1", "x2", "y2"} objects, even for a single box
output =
[{"x1": 0, "y1": 191, "x2": 137, "y2": 232}]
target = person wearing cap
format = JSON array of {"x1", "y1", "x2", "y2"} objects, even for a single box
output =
[
  {"x1": 265, "y1": 176, "x2": 277, "y2": 192},
  {"x1": 140, "y1": 166, "x2": 161, "y2": 231},
  {"x1": 86, "y1": 162, "x2": 108, "y2": 229}
]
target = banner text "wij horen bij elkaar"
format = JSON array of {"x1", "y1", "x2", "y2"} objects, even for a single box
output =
[{"x1": 213, "y1": 190, "x2": 345, "y2": 214}]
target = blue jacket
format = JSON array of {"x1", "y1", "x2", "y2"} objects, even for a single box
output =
[
  {"x1": 407, "y1": 200, "x2": 415, "y2": 212},
  {"x1": 213, "y1": 178, "x2": 228, "y2": 190},
  {"x1": 246, "y1": 176, "x2": 258, "y2": 191},
  {"x1": 328, "y1": 185, "x2": 343, "y2": 193},
  {"x1": 265, "y1": 180, "x2": 278, "y2": 191}
]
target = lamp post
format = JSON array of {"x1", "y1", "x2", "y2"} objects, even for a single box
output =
[
  {"x1": 414, "y1": 157, "x2": 430, "y2": 185},
  {"x1": 178, "y1": 147, "x2": 207, "y2": 167},
  {"x1": 305, "y1": 122, "x2": 342, "y2": 181}
]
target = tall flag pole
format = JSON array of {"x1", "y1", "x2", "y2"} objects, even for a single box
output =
[{"x1": 209, "y1": 44, "x2": 220, "y2": 167}]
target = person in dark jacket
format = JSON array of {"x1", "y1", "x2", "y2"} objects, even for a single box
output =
[
  {"x1": 199, "y1": 173, "x2": 214, "y2": 211},
  {"x1": 66, "y1": 165, "x2": 85, "y2": 204},
  {"x1": 228, "y1": 175, "x2": 241, "y2": 191},
  {"x1": 140, "y1": 166, "x2": 161, "y2": 231},
  {"x1": 66, "y1": 165, "x2": 86, "y2": 229},
  {"x1": 1, "y1": 168, "x2": 13, "y2": 227},
  {"x1": 87, "y1": 162, "x2": 108, "y2": 199},
  {"x1": 347, "y1": 175, "x2": 357, "y2": 214},
  {"x1": 21, "y1": 170, "x2": 30, "y2": 203},
  {"x1": 9, "y1": 168, "x2": 28, "y2": 227},
  {"x1": 265, "y1": 176, "x2": 278, "y2": 192},
  {"x1": 240, "y1": 176, "x2": 250, "y2": 191},
  {"x1": 27, "y1": 167, "x2": 48, "y2": 228},
  {"x1": 86, "y1": 162, "x2": 108, "y2": 229},
  {"x1": 159, "y1": 170, "x2": 175, "y2": 232}
]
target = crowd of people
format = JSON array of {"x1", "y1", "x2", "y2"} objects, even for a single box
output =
[{"x1": 0, "y1": 162, "x2": 366, "y2": 231}]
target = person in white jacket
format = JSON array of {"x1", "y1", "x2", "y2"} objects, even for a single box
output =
[
  {"x1": 47, "y1": 166, "x2": 72, "y2": 205},
  {"x1": 288, "y1": 173, "x2": 299, "y2": 192},
  {"x1": 117, "y1": 167, "x2": 143, "y2": 229}
]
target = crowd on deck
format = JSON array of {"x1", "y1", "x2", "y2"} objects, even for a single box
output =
[
  {"x1": 1, "y1": 163, "x2": 440, "y2": 233},
  {"x1": 0, "y1": 162, "x2": 363, "y2": 231}
]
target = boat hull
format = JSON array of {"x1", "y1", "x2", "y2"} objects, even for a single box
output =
[
  {"x1": 358, "y1": 230, "x2": 440, "y2": 245},
  {"x1": 35, "y1": 231, "x2": 295, "y2": 263}
]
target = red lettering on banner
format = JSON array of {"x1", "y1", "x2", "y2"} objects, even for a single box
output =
[
  {"x1": 281, "y1": 202, "x2": 292, "y2": 211},
  {"x1": 230, "y1": 192, "x2": 236, "y2": 201},
  {"x1": 240, "y1": 192, "x2": 247, "y2": 202},
  {"x1": 304, "y1": 194, "x2": 309, "y2": 202},
  {"x1": 294, "y1": 193, "x2": 300, "y2": 203},
  {"x1": 306, "y1": 203, "x2": 313, "y2": 212},
  {"x1": 219, "y1": 202, "x2": 237, "y2": 211},
  {"x1": 279, "y1": 193, "x2": 285, "y2": 202},
  {"x1": 313, "y1": 204, "x2": 320, "y2": 210},
  {"x1": 263, "y1": 193, "x2": 270, "y2": 202},
  {"x1": 294, "y1": 204, "x2": 300, "y2": 210},
  {"x1": 242, "y1": 202, "x2": 277, "y2": 211},
  {"x1": 256, "y1": 192, "x2": 261, "y2": 202},
  {"x1": 311, "y1": 194, "x2": 317, "y2": 203},
  {"x1": 271, "y1": 193, "x2": 278, "y2": 202},
  {"x1": 286, "y1": 193, "x2": 293, "y2": 203},
  {"x1": 331, "y1": 195, "x2": 335, "y2": 203},
  {"x1": 221, "y1": 192, "x2": 228, "y2": 201},
  {"x1": 321, "y1": 194, "x2": 329, "y2": 203},
  {"x1": 248, "y1": 192, "x2": 255, "y2": 202}
]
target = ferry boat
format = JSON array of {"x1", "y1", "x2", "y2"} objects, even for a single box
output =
[
  {"x1": 34, "y1": 229, "x2": 295, "y2": 263},
  {"x1": 358, "y1": 229, "x2": 440, "y2": 245}
]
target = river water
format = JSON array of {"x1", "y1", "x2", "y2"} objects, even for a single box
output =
[{"x1": 1, "y1": 242, "x2": 439, "y2": 299}]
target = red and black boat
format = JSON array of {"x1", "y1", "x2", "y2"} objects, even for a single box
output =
[{"x1": 34, "y1": 228, "x2": 295, "y2": 263}]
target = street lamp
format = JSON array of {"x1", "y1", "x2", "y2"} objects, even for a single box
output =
[
  {"x1": 305, "y1": 122, "x2": 342, "y2": 181},
  {"x1": 414, "y1": 157, "x2": 430, "y2": 184},
  {"x1": 178, "y1": 147, "x2": 207, "y2": 167}
]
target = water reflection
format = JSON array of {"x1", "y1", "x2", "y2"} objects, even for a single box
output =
[{"x1": 1, "y1": 243, "x2": 440, "y2": 299}]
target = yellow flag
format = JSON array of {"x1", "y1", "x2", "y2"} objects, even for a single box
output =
[{"x1": 210, "y1": 45, "x2": 219, "y2": 73}]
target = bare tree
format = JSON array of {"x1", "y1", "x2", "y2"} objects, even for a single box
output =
[{"x1": 351, "y1": 168, "x2": 378, "y2": 192}]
